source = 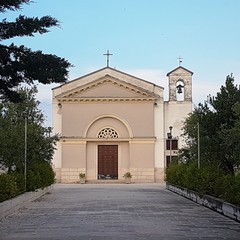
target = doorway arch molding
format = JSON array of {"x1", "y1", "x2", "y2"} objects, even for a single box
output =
[{"x1": 83, "y1": 114, "x2": 133, "y2": 138}]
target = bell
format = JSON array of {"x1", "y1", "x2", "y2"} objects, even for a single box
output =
[{"x1": 176, "y1": 84, "x2": 183, "y2": 94}]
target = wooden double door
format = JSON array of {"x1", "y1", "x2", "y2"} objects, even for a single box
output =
[{"x1": 98, "y1": 145, "x2": 118, "y2": 180}]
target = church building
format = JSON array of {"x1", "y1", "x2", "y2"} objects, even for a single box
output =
[{"x1": 52, "y1": 65, "x2": 193, "y2": 183}]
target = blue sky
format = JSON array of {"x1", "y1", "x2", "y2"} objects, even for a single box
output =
[{"x1": 3, "y1": 0, "x2": 240, "y2": 126}]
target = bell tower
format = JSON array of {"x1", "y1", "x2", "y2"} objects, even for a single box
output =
[
  {"x1": 164, "y1": 66, "x2": 193, "y2": 168},
  {"x1": 166, "y1": 66, "x2": 193, "y2": 102}
]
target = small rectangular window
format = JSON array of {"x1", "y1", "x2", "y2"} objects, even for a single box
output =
[{"x1": 166, "y1": 139, "x2": 178, "y2": 150}]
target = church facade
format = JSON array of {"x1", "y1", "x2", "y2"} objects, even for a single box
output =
[{"x1": 52, "y1": 66, "x2": 193, "y2": 183}]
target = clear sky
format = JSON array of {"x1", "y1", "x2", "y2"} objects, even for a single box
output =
[{"x1": 3, "y1": 0, "x2": 240, "y2": 126}]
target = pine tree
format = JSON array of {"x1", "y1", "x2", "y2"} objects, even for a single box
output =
[{"x1": 0, "y1": 0, "x2": 71, "y2": 101}]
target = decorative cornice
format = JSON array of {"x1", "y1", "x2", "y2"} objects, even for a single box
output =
[
  {"x1": 57, "y1": 97, "x2": 156, "y2": 103},
  {"x1": 166, "y1": 66, "x2": 194, "y2": 76},
  {"x1": 60, "y1": 136, "x2": 156, "y2": 143},
  {"x1": 56, "y1": 76, "x2": 160, "y2": 101}
]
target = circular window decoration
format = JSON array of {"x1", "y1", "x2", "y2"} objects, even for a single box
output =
[{"x1": 98, "y1": 128, "x2": 118, "y2": 139}]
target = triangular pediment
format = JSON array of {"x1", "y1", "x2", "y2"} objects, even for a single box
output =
[
  {"x1": 53, "y1": 67, "x2": 164, "y2": 102},
  {"x1": 167, "y1": 66, "x2": 193, "y2": 76},
  {"x1": 56, "y1": 75, "x2": 160, "y2": 102}
]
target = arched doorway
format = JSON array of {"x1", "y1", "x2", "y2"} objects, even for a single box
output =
[{"x1": 84, "y1": 115, "x2": 131, "y2": 181}]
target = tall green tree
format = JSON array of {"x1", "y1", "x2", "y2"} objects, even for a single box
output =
[
  {"x1": 0, "y1": 0, "x2": 71, "y2": 101},
  {"x1": 0, "y1": 86, "x2": 59, "y2": 173},
  {"x1": 181, "y1": 75, "x2": 240, "y2": 174}
]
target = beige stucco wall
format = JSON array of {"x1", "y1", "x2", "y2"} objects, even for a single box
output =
[
  {"x1": 80, "y1": 82, "x2": 142, "y2": 98},
  {"x1": 129, "y1": 141, "x2": 155, "y2": 182},
  {"x1": 164, "y1": 101, "x2": 192, "y2": 149},
  {"x1": 129, "y1": 141, "x2": 154, "y2": 168},
  {"x1": 62, "y1": 143, "x2": 86, "y2": 168},
  {"x1": 61, "y1": 102, "x2": 154, "y2": 138},
  {"x1": 85, "y1": 142, "x2": 95, "y2": 180},
  {"x1": 86, "y1": 117, "x2": 129, "y2": 138}
]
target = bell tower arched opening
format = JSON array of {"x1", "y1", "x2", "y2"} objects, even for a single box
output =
[
  {"x1": 167, "y1": 66, "x2": 193, "y2": 102},
  {"x1": 176, "y1": 79, "x2": 185, "y2": 101}
]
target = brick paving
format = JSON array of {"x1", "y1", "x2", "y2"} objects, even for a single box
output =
[{"x1": 0, "y1": 183, "x2": 239, "y2": 240}]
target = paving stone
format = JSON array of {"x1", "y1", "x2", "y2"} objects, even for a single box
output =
[{"x1": 0, "y1": 183, "x2": 239, "y2": 240}]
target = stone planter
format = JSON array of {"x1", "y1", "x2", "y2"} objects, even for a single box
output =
[
  {"x1": 123, "y1": 172, "x2": 132, "y2": 184},
  {"x1": 124, "y1": 177, "x2": 131, "y2": 184},
  {"x1": 79, "y1": 178, "x2": 86, "y2": 184},
  {"x1": 79, "y1": 173, "x2": 86, "y2": 184}
]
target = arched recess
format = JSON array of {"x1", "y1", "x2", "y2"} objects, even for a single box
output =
[
  {"x1": 176, "y1": 79, "x2": 185, "y2": 101},
  {"x1": 83, "y1": 115, "x2": 133, "y2": 138}
]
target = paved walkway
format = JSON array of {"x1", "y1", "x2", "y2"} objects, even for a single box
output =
[{"x1": 0, "y1": 183, "x2": 239, "y2": 240}]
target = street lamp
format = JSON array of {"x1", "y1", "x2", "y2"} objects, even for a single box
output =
[
  {"x1": 167, "y1": 126, "x2": 173, "y2": 164},
  {"x1": 197, "y1": 122, "x2": 200, "y2": 169},
  {"x1": 24, "y1": 109, "x2": 28, "y2": 191}
]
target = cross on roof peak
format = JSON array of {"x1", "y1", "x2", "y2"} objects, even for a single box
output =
[{"x1": 103, "y1": 50, "x2": 113, "y2": 67}]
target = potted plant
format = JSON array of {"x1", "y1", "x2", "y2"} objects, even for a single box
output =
[
  {"x1": 79, "y1": 173, "x2": 86, "y2": 184},
  {"x1": 123, "y1": 172, "x2": 132, "y2": 184}
]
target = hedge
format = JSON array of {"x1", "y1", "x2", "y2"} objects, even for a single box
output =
[
  {"x1": 27, "y1": 161, "x2": 55, "y2": 191},
  {"x1": 165, "y1": 162, "x2": 240, "y2": 207},
  {"x1": 0, "y1": 161, "x2": 55, "y2": 203},
  {"x1": 0, "y1": 174, "x2": 18, "y2": 202}
]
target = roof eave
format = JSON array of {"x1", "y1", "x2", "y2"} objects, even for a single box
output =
[{"x1": 166, "y1": 66, "x2": 194, "y2": 76}]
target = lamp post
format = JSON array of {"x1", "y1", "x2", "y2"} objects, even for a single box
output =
[
  {"x1": 197, "y1": 122, "x2": 200, "y2": 169},
  {"x1": 24, "y1": 109, "x2": 27, "y2": 191},
  {"x1": 167, "y1": 126, "x2": 173, "y2": 164}
]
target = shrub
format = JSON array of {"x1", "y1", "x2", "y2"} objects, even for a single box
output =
[
  {"x1": 182, "y1": 162, "x2": 200, "y2": 191},
  {"x1": 196, "y1": 166, "x2": 224, "y2": 196},
  {"x1": 165, "y1": 162, "x2": 186, "y2": 186},
  {"x1": 0, "y1": 162, "x2": 54, "y2": 202},
  {"x1": 13, "y1": 173, "x2": 26, "y2": 194},
  {"x1": 27, "y1": 170, "x2": 41, "y2": 191},
  {"x1": 0, "y1": 174, "x2": 18, "y2": 202},
  {"x1": 27, "y1": 161, "x2": 55, "y2": 191},
  {"x1": 36, "y1": 161, "x2": 55, "y2": 188},
  {"x1": 123, "y1": 172, "x2": 132, "y2": 178},
  {"x1": 166, "y1": 162, "x2": 240, "y2": 206},
  {"x1": 219, "y1": 174, "x2": 240, "y2": 206},
  {"x1": 79, "y1": 173, "x2": 86, "y2": 179}
]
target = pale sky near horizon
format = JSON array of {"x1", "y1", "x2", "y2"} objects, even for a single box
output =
[{"x1": 3, "y1": 0, "x2": 240, "y2": 126}]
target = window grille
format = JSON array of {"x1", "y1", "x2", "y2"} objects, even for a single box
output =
[{"x1": 98, "y1": 128, "x2": 118, "y2": 139}]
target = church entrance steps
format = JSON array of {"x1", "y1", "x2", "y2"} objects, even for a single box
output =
[{"x1": 86, "y1": 180, "x2": 125, "y2": 184}]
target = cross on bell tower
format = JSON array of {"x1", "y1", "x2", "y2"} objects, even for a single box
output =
[
  {"x1": 177, "y1": 55, "x2": 183, "y2": 66},
  {"x1": 103, "y1": 50, "x2": 113, "y2": 67}
]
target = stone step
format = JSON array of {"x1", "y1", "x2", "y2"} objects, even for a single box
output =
[{"x1": 86, "y1": 180, "x2": 125, "y2": 184}]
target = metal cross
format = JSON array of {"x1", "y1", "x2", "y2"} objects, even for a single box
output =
[
  {"x1": 103, "y1": 50, "x2": 113, "y2": 67},
  {"x1": 177, "y1": 55, "x2": 183, "y2": 66}
]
